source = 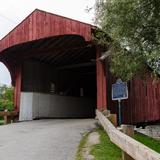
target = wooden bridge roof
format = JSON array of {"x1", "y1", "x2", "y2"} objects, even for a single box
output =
[
  {"x1": 0, "y1": 9, "x2": 94, "y2": 53},
  {"x1": 0, "y1": 9, "x2": 96, "y2": 86}
]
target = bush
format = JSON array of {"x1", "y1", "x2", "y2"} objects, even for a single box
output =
[{"x1": 0, "y1": 85, "x2": 14, "y2": 111}]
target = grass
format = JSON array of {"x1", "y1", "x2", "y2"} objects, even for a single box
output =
[
  {"x1": 76, "y1": 132, "x2": 89, "y2": 160},
  {"x1": 134, "y1": 132, "x2": 160, "y2": 153},
  {"x1": 90, "y1": 128, "x2": 122, "y2": 160},
  {"x1": 76, "y1": 128, "x2": 160, "y2": 160},
  {"x1": 76, "y1": 128, "x2": 122, "y2": 160},
  {"x1": 0, "y1": 120, "x2": 4, "y2": 125}
]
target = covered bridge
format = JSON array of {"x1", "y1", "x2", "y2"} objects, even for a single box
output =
[
  {"x1": 0, "y1": 9, "x2": 159, "y2": 124},
  {"x1": 0, "y1": 9, "x2": 106, "y2": 121}
]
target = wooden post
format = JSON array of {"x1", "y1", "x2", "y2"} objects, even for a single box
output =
[
  {"x1": 121, "y1": 125, "x2": 134, "y2": 160},
  {"x1": 3, "y1": 110, "x2": 11, "y2": 125},
  {"x1": 4, "y1": 115, "x2": 8, "y2": 125},
  {"x1": 108, "y1": 114, "x2": 118, "y2": 127},
  {"x1": 96, "y1": 46, "x2": 107, "y2": 111},
  {"x1": 14, "y1": 65, "x2": 22, "y2": 112}
]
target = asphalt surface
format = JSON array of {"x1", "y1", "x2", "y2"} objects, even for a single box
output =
[{"x1": 0, "y1": 119, "x2": 96, "y2": 160}]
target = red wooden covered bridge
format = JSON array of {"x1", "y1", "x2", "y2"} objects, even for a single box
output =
[{"x1": 0, "y1": 9, "x2": 159, "y2": 124}]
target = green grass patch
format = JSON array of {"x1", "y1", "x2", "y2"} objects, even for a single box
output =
[
  {"x1": 134, "y1": 132, "x2": 160, "y2": 153},
  {"x1": 0, "y1": 120, "x2": 4, "y2": 125},
  {"x1": 90, "y1": 128, "x2": 122, "y2": 160},
  {"x1": 76, "y1": 128, "x2": 160, "y2": 160},
  {"x1": 76, "y1": 132, "x2": 89, "y2": 160}
]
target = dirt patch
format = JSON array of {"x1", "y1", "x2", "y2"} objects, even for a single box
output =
[{"x1": 82, "y1": 132, "x2": 100, "y2": 160}]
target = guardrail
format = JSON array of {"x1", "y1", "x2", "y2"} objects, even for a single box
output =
[
  {"x1": 96, "y1": 110, "x2": 160, "y2": 160},
  {"x1": 0, "y1": 111, "x2": 18, "y2": 124}
]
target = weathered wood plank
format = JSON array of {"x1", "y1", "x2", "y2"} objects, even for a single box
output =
[
  {"x1": 0, "y1": 9, "x2": 93, "y2": 53},
  {"x1": 96, "y1": 110, "x2": 160, "y2": 160},
  {"x1": 109, "y1": 75, "x2": 160, "y2": 124}
]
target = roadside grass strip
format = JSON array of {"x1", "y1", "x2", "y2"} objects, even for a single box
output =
[
  {"x1": 90, "y1": 128, "x2": 122, "y2": 160},
  {"x1": 0, "y1": 120, "x2": 4, "y2": 125},
  {"x1": 76, "y1": 128, "x2": 160, "y2": 160},
  {"x1": 134, "y1": 132, "x2": 160, "y2": 153},
  {"x1": 76, "y1": 128, "x2": 122, "y2": 160},
  {"x1": 76, "y1": 132, "x2": 90, "y2": 160}
]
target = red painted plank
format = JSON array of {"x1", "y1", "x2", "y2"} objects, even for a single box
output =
[
  {"x1": 96, "y1": 48, "x2": 102, "y2": 110},
  {"x1": 96, "y1": 47, "x2": 107, "y2": 111},
  {"x1": 0, "y1": 9, "x2": 93, "y2": 53},
  {"x1": 109, "y1": 74, "x2": 160, "y2": 124},
  {"x1": 14, "y1": 65, "x2": 22, "y2": 112}
]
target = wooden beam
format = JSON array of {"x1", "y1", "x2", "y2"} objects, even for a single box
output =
[
  {"x1": 56, "y1": 61, "x2": 95, "y2": 70},
  {"x1": 96, "y1": 110, "x2": 160, "y2": 160},
  {"x1": 14, "y1": 65, "x2": 22, "y2": 112},
  {"x1": 4, "y1": 43, "x2": 88, "y2": 64},
  {"x1": 96, "y1": 46, "x2": 107, "y2": 111},
  {"x1": 121, "y1": 125, "x2": 134, "y2": 160}
]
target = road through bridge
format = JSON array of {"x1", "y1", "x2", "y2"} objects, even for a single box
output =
[{"x1": 0, "y1": 119, "x2": 96, "y2": 160}]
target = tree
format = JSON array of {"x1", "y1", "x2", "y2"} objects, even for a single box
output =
[
  {"x1": 0, "y1": 85, "x2": 14, "y2": 111},
  {"x1": 94, "y1": 0, "x2": 160, "y2": 81}
]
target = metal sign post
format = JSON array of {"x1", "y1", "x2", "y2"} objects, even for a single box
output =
[
  {"x1": 118, "y1": 99, "x2": 121, "y2": 125},
  {"x1": 112, "y1": 79, "x2": 128, "y2": 126}
]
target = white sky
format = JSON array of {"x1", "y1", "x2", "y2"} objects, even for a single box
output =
[{"x1": 0, "y1": 0, "x2": 96, "y2": 85}]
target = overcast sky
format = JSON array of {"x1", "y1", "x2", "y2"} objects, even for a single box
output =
[{"x1": 0, "y1": 0, "x2": 96, "y2": 85}]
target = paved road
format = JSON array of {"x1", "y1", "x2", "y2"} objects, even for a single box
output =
[{"x1": 0, "y1": 119, "x2": 96, "y2": 160}]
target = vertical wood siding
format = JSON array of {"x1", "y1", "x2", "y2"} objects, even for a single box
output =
[
  {"x1": 96, "y1": 48, "x2": 107, "y2": 111},
  {"x1": 108, "y1": 75, "x2": 160, "y2": 124},
  {"x1": 0, "y1": 9, "x2": 94, "y2": 113},
  {"x1": 14, "y1": 65, "x2": 22, "y2": 111},
  {"x1": 2, "y1": 9, "x2": 159, "y2": 123},
  {"x1": 0, "y1": 9, "x2": 93, "y2": 52}
]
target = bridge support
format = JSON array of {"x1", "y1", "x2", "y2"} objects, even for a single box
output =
[
  {"x1": 14, "y1": 65, "x2": 22, "y2": 112},
  {"x1": 96, "y1": 47, "x2": 107, "y2": 111}
]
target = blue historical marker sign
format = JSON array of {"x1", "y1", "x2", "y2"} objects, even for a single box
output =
[
  {"x1": 112, "y1": 79, "x2": 128, "y2": 125},
  {"x1": 112, "y1": 80, "x2": 128, "y2": 101}
]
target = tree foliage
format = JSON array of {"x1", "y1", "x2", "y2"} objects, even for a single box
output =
[
  {"x1": 0, "y1": 85, "x2": 14, "y2": 111},
  {"x1": 94, "y1": 0, "x2": 160, "y2": 81}
]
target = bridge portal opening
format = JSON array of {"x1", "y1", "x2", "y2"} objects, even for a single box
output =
[
  {"x1": 0, "y1": 62, "x2": 14, "y2": 112},
  {"x1": 19, "y1": 35, "x2": 97, "y2": 120},
  {"x1": 0, "y1": 62, "x2": 12, "y2": 86}
]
